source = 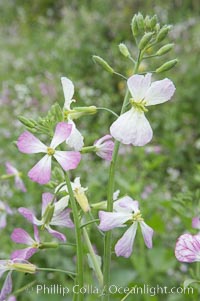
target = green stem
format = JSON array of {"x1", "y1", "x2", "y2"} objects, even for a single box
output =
[
  {"x1": 65, "y1": 172, "x2": 84, "y2": 301},
  {"x1": 37, "y1": 267, "x2": 76, "y2": 278},
  {"x1": 96, "y1": 107, "x2": 119, "y2": 118},
  {"x1": 102, "y1": 52, "x2": 141, "y2": 301},
  {"x1": 82, "y1": 227, "x2": 104, "y2": 287},
  {"x1": 80, "y1": 219, "x2": 100, "y2": 228}
]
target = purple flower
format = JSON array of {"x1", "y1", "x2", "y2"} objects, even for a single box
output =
[
  {"x1": 0, "y1": 201, "x2": 12, "y2": 229},
  {"x1": 175, "y1": 233, "x2": 200, "y2": 262},
  {"x1": 98, "y1": 196, "x2": 153, "y2": 258},
  {"x1": 94, "y1": 135, "x2": 114, "y2": 161},
  {"x1": 110, "y1": 73, "x2": 175, "y2": 146},
  {"x1": 192, "y1": 216, "x2": 200, "y2": 230},
  {"x1": 5, "y1": 162, "x2": 26, "y2": 192},
  {"x1": 17, "y1": 122, "x2": 81, "y2": 185},
  {"x1": 11, "y1": 226, "x2": 40, "y2": 260},
  {"x1": 18, "y1": 192, "x2": 74, "y2": 241},
  {"x1": 0, "y1": 259, "x2": 36, "y2": 301},
  {"x1": 61, "y1": 77, "x2": 84, "y2": 151}
]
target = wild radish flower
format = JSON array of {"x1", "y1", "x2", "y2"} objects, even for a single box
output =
[
  {"x1": 98, "y1": 196, "x2": 153, "y2": 258},
  {"x1": 0, "y1": 201, "x2": 12, "y2": 229},
  {"x1": 5, "y1": 162, "x2": 26, "y2": 192},
  {"x1": 17, "y1": 122, "x2": 81, "y2": 185},
  {"x1": 55, "y1": 177, "x2": 90, "y2": 212},
  {"x1": 11, "y1": 226, "x2": 40, "y2": 260},
  {"x1": 110, "y1": 73, "x2": 175, "y2": 146},
  {"x1": 61, "y1": 77, "x2": 84, "y2": 151},
  {"x1": 94, "y1": 135, "x2": 114, "y2": 161},
  {"x1": 0, "y1": 259, "x2": 36, "y2": 301},
  {"x1": 18, "y1": 192, "x2": 74, "y2": 241},
  {"x1": 175, "y1": 233, "x2": 200, "y2": 262}
]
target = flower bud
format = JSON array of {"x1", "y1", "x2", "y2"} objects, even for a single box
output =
[
  {"x1": 144, "y1": 15, "x2": 151, "y2": 30},
  {"x1": 150, "y1": 15, "x2": 158, "y2": 29},
  {"x1": 131, "y1": 15, "x2": 139, "y2": 37},
  {"x1": 156, "y1": 43, "x2": 174, "y2": 56},
  {"x1": 136, "y1": 13, "x2": 145, "y2": 32},
  {"x1": 74, "y1": 188, "x2": 90, "y2": 212},
  {"x1": 92, "y1": 56, "x2": 114, "y2": 74},
  {"x1": 18, "y1": 116, "x2": 36, "y2": 128},
  {"x1": 12, "y1": 263, "x2": 36, "y2": 274},
  {"x1": 138, "y1": 32, "x2": 154, "y2": 50},
  {"x1": 118, "y1": 43, "x2": 130, "y2": 57},
  {"x1": 156, "y1": 59, "x2": 178, "y2": 73},
  {"x1": 68, "y1": 106, "x2": 97, "y2": 120},
  {"x1": 156, "y1": 25, "x2": 171, "y2": 42}
]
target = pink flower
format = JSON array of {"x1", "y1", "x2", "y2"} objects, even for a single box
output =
[
  {"x1": 98, "y1": 196, "x2": 153, "y2": 258},
  {"x1": 17, "y1": 122, "x2": 81, "y2": 184},
  {"x1": 11, "y1": 226, "x2": 40, "y2": 260},
  {"x1": 5, "y1": 162, "x2": 26, "y2": 192},
  {"x1": 175, "y1": 233, "x2": 200, "y2": 262},
  {"x1": 0, "y1": 201, "x2": 12, "y2": 229},
  {"x1": 94, "y1": 135, "x2": 114, "y2": 161},
  {"x1": 110, "y1": 73, "x2": 175, "y2": 146},
  {"x1": 61, "y1": 77, "x2": 84, "y2": 151},
  {"x1": 192, "y1": 216, "x2": 200, "y2": 230},
  {"x1": 18, "y1": 192, "x2": 74, "y2": 241}
]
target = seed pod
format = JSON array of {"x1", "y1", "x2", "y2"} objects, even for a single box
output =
[
  {"x1": 92, "y1": 56, "x2": 114, "y2": 74},
  {"x1": 156, "y1": 43, "x2": 174, "y2": 56},
  {"x1": 131, "y1": 15, "x2": 139, "y2": 37},
  {"x1": 144, "y1": 15, "x2": 151, "y2": 30},
  {"x1": 118, "y1": 43, "x2": 130, "y2": 57},
  {"x1": 138, "y1": 32, "x2": 154, "y2": 50},
  {"x1": 156, "y1": 25, "x2": 171, "y2": 42},
  {"x1": 156, "y1": 59, "x2": 178, "y2": 73}
]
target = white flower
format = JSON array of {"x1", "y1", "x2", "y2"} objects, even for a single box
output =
[
  {"x1": 61, "y1": 77, "x2": 84, "y2": 151},
  {"x1": 110, "y1": 73, "x2": 175, "y2": 146}
]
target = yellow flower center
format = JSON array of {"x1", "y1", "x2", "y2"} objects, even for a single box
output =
[
  {"x1": 132, "y1": 210, "x2": 144, "y2": 222},
  {"x1": 130, "y1": 98, "x2": 148, "y2": 112},
  {"x1": 47, "y1": 147, "x2": 55, "y2": 156}
]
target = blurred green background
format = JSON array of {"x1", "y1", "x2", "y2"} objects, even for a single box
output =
[{"x1": 0, "y1": 0, "x2": 200, "y2": 300}]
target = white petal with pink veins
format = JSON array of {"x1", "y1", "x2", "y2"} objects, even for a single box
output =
[
  {"x1": 175, "y1": 233, "x2": 200, "y2": 262},
  {"x1": 110, "y1": 108, "x2": 153, "y2": 146},
  {"x1": 140, "y1": 221, "x2": 153, "y2": 248},
  {"x1": 115, "y1": 223, "x2": 138, "y2": 258},
  {"x1": 98, "y1": 211, "x2": 132, "y2": 231},
  {"x1": 11, "y1": 228, "x2": 34, "y2": 245},
  {"x1": 66, "y1": 121, "x2": 84, "y2": 151}
]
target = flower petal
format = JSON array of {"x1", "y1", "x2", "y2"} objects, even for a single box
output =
[
  {"x1": 192, "y1": 217, "x2": 200, "y2": 229},
  {"x1": 50, "y1": 122, "x2": 72, "y2": 149},
  {"x1": 110, "y1": 108, "x2": 153, "y2": 146},
  {"x1": 61, "y1": 77, "x2": 74, "y2": 110},
  {"x1": 11, "y1": 228, "x2": 34, "y2": 245},
  {"x1": 140, "y1": 221, "x2": 154, "y2": 248},
  {"x1": 127, "y1": 73, "x2": 152, "y2": 102},
  {"x1": 98, "y1": 211, "x2": 132, "y2": 231},
  {"x1": 51, "y1": 209, "x2": 74, "y2": 228},
  {"x1": 115, "y1": 223, "x2": 138, "y2": 258},
  {"x1": 54, "y1": 151, "x2": 81, "y2": 171},
  {"x1": 66, "y1": 121, "x2": 84, "y2": 151},
  {"x1": 145, "y1": 78, "x2": 175, "y2": 106},
  {"x1": 46, "y1": 226, "x2": 66, "y2": 241},
  {"x1": 28, "y1": 155, "x2": 52, "y2": 184},
  {"x1": 18, "y1": 208, "x2": 40, "y2": 225},
  {"x1": 114, "y1": 196, "x2": 139, "y2": 213},
  {"x1": 54, "y1": 196, "x2": 69, "y2": 215},
  {"x1": 94, "y1": 135, "x2": 114, "y2": 161},
  {"x1": 5, "y1": 162, "x2": 18, "y2": 175},
  {"x1": 0, "y1": 271, "x2": 12, "y2": 301},
  {"x1": 15, "y1": 176, "x2": 27, "y2": 192},
  {"x1": 17, "y1": 131, "x2": 47, "y2": 153},
  {"x1": 175, "y1": 233, "x2": 200, "y2": 262},
  {"x1": 42, "y1": 192, "x2": 54, "y2": 215},
  {"x1": 11, "y1": 248, "x2": 38, "y2": 260}
]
